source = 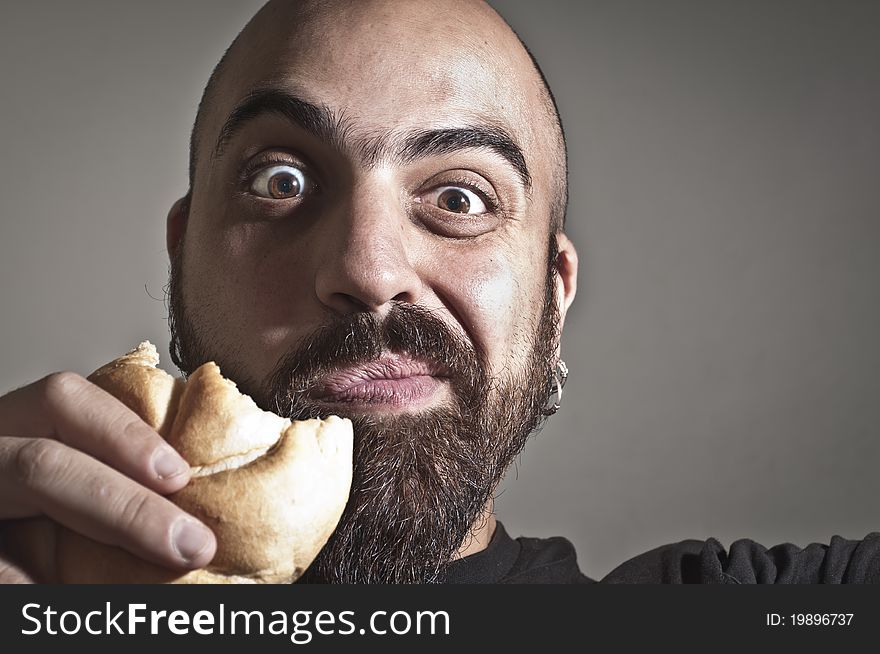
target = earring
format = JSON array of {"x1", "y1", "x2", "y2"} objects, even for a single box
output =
[{"x1": 542, "y1": 359, "x2": 569, "y2": 416}]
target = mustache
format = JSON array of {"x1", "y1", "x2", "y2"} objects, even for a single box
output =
[{"x1": 264, "y1": 302, "x2": 488, "y2": 417}]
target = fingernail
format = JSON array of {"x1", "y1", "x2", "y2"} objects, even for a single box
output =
[
  {"x1": 152, "y1": 447, "x2": 189, "y2": 480},
  {"x1": 172, "y1": 519, "x2": 213, "y2": 564}
]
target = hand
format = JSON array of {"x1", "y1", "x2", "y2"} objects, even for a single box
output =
[{"x1": 0, "y1": 371, "x2": 217, "y2": 583}]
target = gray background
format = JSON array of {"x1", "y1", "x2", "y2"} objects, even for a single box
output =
[{"x1": 1, "y1": 1, "x2": 878, "y2": 579}]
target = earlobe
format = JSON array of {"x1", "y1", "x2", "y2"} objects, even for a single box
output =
[
  {"x1": 166, "y1": 195, "x2": 190, "y2": 259},
  {"x1": 553, "y1": 231, "x2": 578, "y2": 327}
]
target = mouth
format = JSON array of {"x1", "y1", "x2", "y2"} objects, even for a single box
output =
[{"x1": 309, "y1": 353, "x2": 451, "y2": 411}]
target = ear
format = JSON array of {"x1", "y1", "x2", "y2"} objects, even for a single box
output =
[
  {"x1": 553, "y1": 231, "x2": 578, "y2": 332},
  {"x1": 166, "y1": 195, "x2": 190, "y2": 260}
]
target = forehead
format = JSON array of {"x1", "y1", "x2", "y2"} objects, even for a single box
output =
[{"x1": 205, "y1": 1, "x2": 547, "y2": 163}]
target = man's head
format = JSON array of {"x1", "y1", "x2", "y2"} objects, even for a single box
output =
[{"x1": 166, "y1": 0, "x2": 578, "y2": 582}]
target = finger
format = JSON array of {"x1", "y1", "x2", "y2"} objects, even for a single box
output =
[
  {"x1": 0, "y1": 554, "x2": 36, "y2": 584},
  {"x1": 0, "y1": 372, "x2": 190, "y2": 494},
  {"x1": 3, "y1": 437, "x2": 215, "y2": 569}
]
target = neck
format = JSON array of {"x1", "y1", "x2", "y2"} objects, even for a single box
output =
[{"x1": 453, "y1": 499, "x2": 497, "y2": 559}]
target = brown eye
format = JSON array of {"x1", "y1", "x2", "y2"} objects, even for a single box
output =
[
  {"x1": 250, "y1": 164, "x2": 307, "y2": 199},
  {"x1": 438, "y1": 188, "x2": 470, "y2": 213},
  {"x1": 422, "y1": 186, "x2": 488, "y2": 214}
]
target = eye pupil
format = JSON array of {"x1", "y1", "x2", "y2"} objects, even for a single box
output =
[
  {"x1": 268, "y1": 172, "x2": 300, "y2": 199},
  {"x1": 438, "y1": 188, "x2": 470, "y2": 213}
]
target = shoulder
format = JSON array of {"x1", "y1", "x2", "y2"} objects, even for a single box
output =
[
  {"x1": 502, "y1": 533, "x2": 594, "y2": 584},
  {"x1": 600, "y1": 533, "x2": 880, "y2": 584},
  {"x1": 599, "y1": 539, "x2": 707, "y2": 584}
]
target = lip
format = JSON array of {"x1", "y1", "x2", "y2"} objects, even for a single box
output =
[{"x1": 310, "y1": 354, "x2": 449, "y2": 409}]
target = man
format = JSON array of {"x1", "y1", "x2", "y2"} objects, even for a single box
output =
[
  {"x1": 0, "y1": 0, "x2": 877, "y2": 584},
  {"x1": 0, "y1": 0, "x2": 580, "y2": 584}
]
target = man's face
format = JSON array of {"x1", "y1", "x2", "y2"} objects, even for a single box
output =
[{"x1": 167, "y1": 0, "x2": 576, "y2": 582}]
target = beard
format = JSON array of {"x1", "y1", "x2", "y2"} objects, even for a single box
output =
[{"x1": 166, "y1": 238, "x2": 561, "y2": 583}]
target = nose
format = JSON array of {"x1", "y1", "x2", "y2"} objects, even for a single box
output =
[{"x1": 314, "y1": 180, "x2": 422, "y2": 316}]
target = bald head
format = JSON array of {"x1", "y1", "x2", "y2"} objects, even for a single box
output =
[{"x1": 186, "y1": 0, "x2": 567, "y2": 231}]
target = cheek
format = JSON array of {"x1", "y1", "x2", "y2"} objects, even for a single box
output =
[
  {"x1": 437, "y1": 250, "x2": 542, "y2": 375},
  {"x1": 182, "y1": 222, "x2": 318, "y2": 376}
]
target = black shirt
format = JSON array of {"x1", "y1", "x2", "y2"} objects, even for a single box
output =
[
  {"x1": 445, "y1": 522, "x2": 592, "y2": 583},
  {"x1": 446, "y1": 522, "x2": 880, "y2": 583}
]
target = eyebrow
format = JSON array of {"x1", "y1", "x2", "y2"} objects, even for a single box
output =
[
  {"x1": 400, "y1": 126, "x2": 531, "y2": 189},
  {"x1": 212, "y1": 88, "x2": 532, "y2": 190}
]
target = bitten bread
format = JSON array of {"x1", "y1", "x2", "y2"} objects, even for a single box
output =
[{"x1": 12, "y1": 341, "x2": 353, "y2": 583}]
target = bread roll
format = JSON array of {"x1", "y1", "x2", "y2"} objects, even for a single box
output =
[{"x1": 12, "y1": 341, "x2": 353, "y2": 583}]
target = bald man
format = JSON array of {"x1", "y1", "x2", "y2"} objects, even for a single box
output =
[
  {"x1": 0, "y1": 0, "x2": 581, "y2": 584},
  {"x1": 1, "y1": 0, "x2": 878, "y2": 584}
]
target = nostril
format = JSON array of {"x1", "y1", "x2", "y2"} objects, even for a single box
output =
[{"x1": 335, "y1": 293, "x2": 372, "y2": 313}]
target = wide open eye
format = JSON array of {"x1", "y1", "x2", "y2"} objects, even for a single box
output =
[
  {"x1": 249, "y1": 164, "x2": 308, "y2": 199},
  {"x1": 420, "y1": 186, "x2": 488, "y2": 214}
]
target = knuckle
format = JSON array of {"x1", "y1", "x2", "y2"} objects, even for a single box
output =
[
  {"x1": 41, "y1": 371, "x2": 85, "y2": 408},
  {"x1": 13, "y1": 438, "x2": 67, "y2": 490},
  {"x1": 111, "y1": 490, "x2": 153, "y2": 534},
  {"x1": 116, "y1": 413, "x2": 154, "y2": 446},
  {"x1": 109, "y1": 415, "x2": 158, "y2": 467}
]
